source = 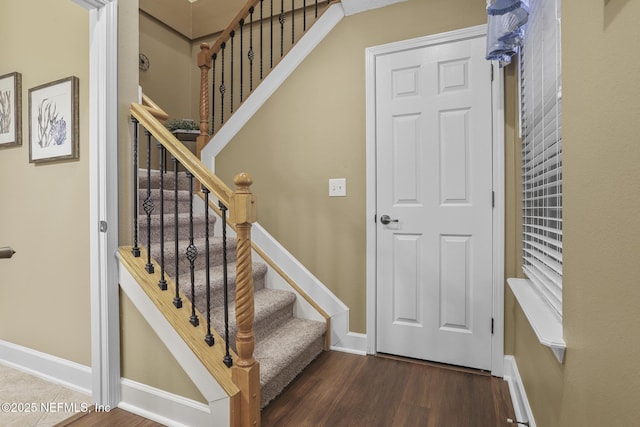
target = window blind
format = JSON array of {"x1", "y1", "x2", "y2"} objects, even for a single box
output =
[{"x1": 520, "y1": 0, "x2": 563, "y2": 318}]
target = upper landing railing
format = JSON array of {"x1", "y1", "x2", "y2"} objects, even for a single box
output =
[{"x1": 196, "y1": 0, "x2": 338, "y2": 155}]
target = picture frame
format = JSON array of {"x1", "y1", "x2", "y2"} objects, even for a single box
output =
[
  {"x1": 0, "y1": 72, "x2": 22, "y2": 148},
  {"x1": 29, "y1": 76, "x2": 79, "y2": 163}
]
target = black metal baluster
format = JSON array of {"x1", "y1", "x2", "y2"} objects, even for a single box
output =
[
  {"x1": 239, "y1": 19, "x2": 244, "y2": 102},
  {"x1": 303, "y1": 0, "x2": 307, "y2": 31},
  {"x1": 143, "y1": 130, "x2": 155, "y2": 274},
  {"x1": 158, "y1": 143, "x2": 168, "y2": 291},
  {"x1": 186, "y1": 172, "x2": 199, "y2": 327},
  {"x1": 230, "y1": 31, "x2": 235, "y2": 114},
  {"x1": 270, "y1": 0, "x2": 274, "y2": 69},
  {"x1": 280, "y1": 0, "x2": 285, "y2": 57},
  {"x1": 173, "y1": 157, "x2": 182, "y2": 308},
  {"x1": 219, "y1": 201, "x2": 233, "y2": 367},
  {"x1": 203, "y1": 187, "x2": 214, "y2": 346},
  {"x1": 220, "y1": 43, "x2": 226, "y2": 126},
  {"x1": 260, "y1": 0, "x2": 264, "y2": 79},
  {"x1": 315, "y1": 0, "x2": 318, "y2": 18},
  {"x1": 291, "y1": 0, "x2": 295, "y2": 45},
  {"x1": 131, "y1": 117, "x2": 141, "y2": 257},
  {"x1": 211, "y1": 53, "x2": 217, "y2": 135},
  {"x1": 249, "y1": 7, "x2": 255, "y2": 92}
]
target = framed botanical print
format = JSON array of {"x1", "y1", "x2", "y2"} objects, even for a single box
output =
[
  {"x1": 0, "y1": 72, "x2": 22, "y2": 148},
  {"x1": 29, "y1": 76, "x2": 79, "y2": 163}
]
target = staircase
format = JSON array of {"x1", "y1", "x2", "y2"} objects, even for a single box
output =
[{"x1": 139, "y1": 168, "x2": 326, "y2": 408}]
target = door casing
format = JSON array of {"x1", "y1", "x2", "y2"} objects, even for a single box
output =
[{"x1": 365, "y1": 24, "x2": 505, "y2": 376}]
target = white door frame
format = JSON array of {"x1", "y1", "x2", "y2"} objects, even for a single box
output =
[
  {"x1": 365, "y1": 25, "x2": 505, "y2": 376},
  {"x1": 73, "y1": 0, "x2": 121, "y2": 406}
]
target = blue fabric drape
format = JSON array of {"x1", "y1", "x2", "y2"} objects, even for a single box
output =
[{"x1": 486, "y1": 0, "x2": 529, "y2": 66}]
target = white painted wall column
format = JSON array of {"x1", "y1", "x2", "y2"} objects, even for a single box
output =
[{"x1": 71, "y1": 0, "x2": 121, "y2": 408}]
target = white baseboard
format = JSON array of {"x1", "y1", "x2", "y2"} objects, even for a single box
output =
[
  {"x1": 120, "y1": 379, "x2": 215, "y2": 427},
  {"x1": 503, "y1": 355, "x2": 537, "y2": 427},
  {"x1": 0, "y1": 340, "x2": 92, "y2": 395}
]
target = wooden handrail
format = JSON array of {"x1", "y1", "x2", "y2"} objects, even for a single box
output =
[
  {"x1": 131, "y1": 102, "x2": 232, "y2": 204},
  {"x1": 141, "y1": 93, "x2": 169, "y2": 122}
]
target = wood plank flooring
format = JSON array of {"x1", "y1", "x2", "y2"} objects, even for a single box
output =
[
  {"x1": 58, "y1": 351, "x2": 516, "y2": 427},
  {"x1": 262, "y1": 351, "x2": 516, "y2": 427}
]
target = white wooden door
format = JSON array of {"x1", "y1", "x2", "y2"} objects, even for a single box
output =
[{"x1": 375, "y1": 34, "x2": 494, "y2": 370}]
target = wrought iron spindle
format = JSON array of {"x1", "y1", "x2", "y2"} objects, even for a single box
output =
[
  {"x1": 260, "y1": 0, "x2": 264, "y2": 79},
  {"x1": 131, "y1": 117, "x2": 141, "y2": 257},
  {"x1": 249, "y1": 7, "x2": 255, "y2": 92},
  {"x1": 230, "y1": 31, "x2": 235, "y2": 114},
  {"x1": 158, "y1": 143, "x2": 168, "y2": 291},
  {"x1": 303, "y1": 0, "x2": 307, "y2": 31},
  {"x1": 143, "y1": 130, "x2": 154, "y2": 274},
  {"x1": 186, "y1": 172, "x2": 199, "y2": 327},
  {"x1": 280, "y1": 0, "x2": 285, "y2": 57},
  {"x1": 239, "y1": 19, "x2": 244, "y2": 102},
  {"x1": 220, "y1": 43, "x2": 226, "y2": 126},
  {"x1": 220, "y1": 201, "x2": 233, "y2": 367},
  {"x1": 315, "y1": 0, "x2": 318, "y2": 18},
  {"x1": 173, "y1": 156, "x2": 182, "y2": 308},
  {"x1": 211, "y1": 53, "x2": 217, "y2": 135},
  {"x1": 270, "y1": 0, "x2": 274, "y2": 69},
  {"x1": 203, "y1": 187, "x2": 214, "y2": 346},
  {"x1": 291, "y1": 0, "x2": 295, "y2": 44}
]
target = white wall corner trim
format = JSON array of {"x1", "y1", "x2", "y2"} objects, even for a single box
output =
[
  {"x1": 120, "y1": 379, "x2": 214, "y2": 427},
  {"x1": 503, "y1": 356, "x2": 537, "y2": 427},
  {"x1": 71, "y1": 0, "x2": 114, "y2": 11},
  {"x1": 86, "y1": 0, "x2": 121, "y2": 408},
  {"x1": 0, "y1": 340, "x2": 92, "y2": 396},
  {"x1": 341, "y1": 0, "x2": 408, "y2": 16}
]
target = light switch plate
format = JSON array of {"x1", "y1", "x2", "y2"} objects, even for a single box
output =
[{"x1": 329, "y1": 178, "x2": 346, "y2": 197}]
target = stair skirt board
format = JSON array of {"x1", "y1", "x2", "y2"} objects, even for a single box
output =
[{"x1": 133, "y1": 169, "x2": 328, "y2": 410}]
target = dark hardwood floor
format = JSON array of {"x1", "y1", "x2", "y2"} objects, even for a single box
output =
[
  {"x1": 58, "y1": 351, "x2": 516, "y2": 427},
  {"x1": 262, "y1": 351, "x2": 517, "y2": 427}
]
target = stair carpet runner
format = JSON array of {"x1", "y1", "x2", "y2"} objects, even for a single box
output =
[{"x1": 138, "y1": 169, "x2": 326, "y2": 408}]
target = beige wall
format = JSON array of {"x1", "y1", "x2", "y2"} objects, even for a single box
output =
[
  {"x1": 139, "y1": 12, "x2": 194, "y2": 122},
  {"x1": 215, "y1": 0, "x2": 487, "y2": 333},
  {"x1": 0, "y1": 0, "x2": 90, "y2": 365},
  {"x1": 511, "y1": 0, "x2": 640, "y2": 426}
]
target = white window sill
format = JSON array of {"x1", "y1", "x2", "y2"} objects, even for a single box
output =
[{"x1": 508, "y1": 278, "x2": 566, "y2": 363}]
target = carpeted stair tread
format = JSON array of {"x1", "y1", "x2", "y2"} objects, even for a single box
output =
[
  {"x1": 150, "y1": 236, "x2": 237, "y2": 276},
  {"x1": 138, "y1": 188, "x2": 193, "y2": 214},
  {"x1": 255, "y1": 317, "x2": 326, "y2": 407},
  {"x1": 139, "y1": 211, "x2": 216, "y2": 242},
  {"x1": 181, "y1": 262, "x2": 268, "y2": 310},
  {"x1": 139, "y1": 169, "x2": 191, "y2": 191},
  {"x1": 211, "y1": 288, "x2": 296, "y2": 349}
]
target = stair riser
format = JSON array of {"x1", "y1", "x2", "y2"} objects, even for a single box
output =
[
  {"x1": 139, "y1": 214, "x2": 216, "y2": 244},
  {"x1": 138, "y1": 189, "x2": 192, "y2": 215},
  {"x1": 151, "y1": 239, "x2": 237, "y2": 277}
]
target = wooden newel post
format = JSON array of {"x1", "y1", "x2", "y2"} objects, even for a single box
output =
[
  {"x1": 229, "y1": 172, "x2": 260, "y2": 427},
  {"x1": 196, "y1": 43, "x2": 211, "y2": 159}
]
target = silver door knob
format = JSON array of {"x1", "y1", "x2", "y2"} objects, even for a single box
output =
[{"x1": 380, "y1": 215, "x2": 399, "y2": 225}]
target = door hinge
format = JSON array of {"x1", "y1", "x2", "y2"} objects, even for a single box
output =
[
  {"x1": 491, "y1": 318, "x2": 494, "y2": 334},
  {"x1": 374, "y1": 214, "x2": 377, "y2": 223},
  {"x1": 492, "y1": 191, "x2": 495, "y2": 208}
]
